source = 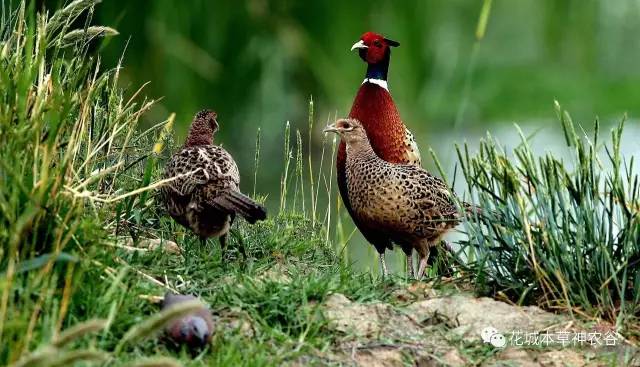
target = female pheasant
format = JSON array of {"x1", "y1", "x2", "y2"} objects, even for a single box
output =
[
  {"x1": 328, "y1": 119, "x2": 462, "y2": 279},
  {"x1": 161, "y1": 110, "x2": 266, "y2": 255},
  {"x1": 338, "y1": 31, "x2": 421, "y2": 276}
]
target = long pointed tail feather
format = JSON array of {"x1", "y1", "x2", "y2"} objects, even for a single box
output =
[{"x1": 212, "y1": 191, "x2": 267, "y2": 224}]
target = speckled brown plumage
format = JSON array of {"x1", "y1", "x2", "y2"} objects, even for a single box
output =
[
  {"x1": 329, "y1": 118, "x2": 463, "y2": 279},
  {"x1": 161, "y1": 110, "x2": 266, "y2": 253},
  {"x1": 162, "y1": 292, "x2": 214, "y2": 350}
]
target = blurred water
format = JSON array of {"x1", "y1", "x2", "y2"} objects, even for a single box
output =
[{"x1": 346, "y1": 119, "x2": 640, "y2": 275}]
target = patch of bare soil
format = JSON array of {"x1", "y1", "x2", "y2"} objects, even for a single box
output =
[{"x1": 318, "y1": 290, "x2": 639, "y2": 367}]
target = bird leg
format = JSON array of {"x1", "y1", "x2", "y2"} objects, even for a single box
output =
[
  {"x1": 406, "y1": 253, "x2": 415, "y2": 279},
  {"x1": 416, "y1": 247, "x2": 431, "y2": 280},
  {"x1": 400, "y1": 245, "x2": 414, "y2": 279},
  {"x1": 229, "y1": 228, "x2": 247, "y2": 259},
  {"x1": 219, "y1": 234, "x2": 227, "y2": 258},
  {"x1": 378, "y1": 253, "x2": 389, "y2": 278}
]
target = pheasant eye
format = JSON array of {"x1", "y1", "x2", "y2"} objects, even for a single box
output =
[
  {"x1": 342, "y1": 122, "x2": 351, "y2": 129},
  {"x1": 373, "y1": 40, "x2": 382, "y2": 47}
]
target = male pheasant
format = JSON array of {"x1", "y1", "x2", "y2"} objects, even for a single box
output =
[
  {"x1": 338, "y1": 31, "x2": 421, "y2": 276},
  {"x1": 161, "y1": 110, "x2": 266, "y2": 255},
  {"x1": 328, "y1": 119, "x2": 463, "y2": 279}
]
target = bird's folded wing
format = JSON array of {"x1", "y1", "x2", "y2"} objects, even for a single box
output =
[
  {"x1": 164, "y1": 146, "x2": 240, "y2": 196},
  {"x1": 403, "y1": 167, "x2": 459, "y2": 221},
  {"x1": 403, "y1": 127, "x2": 422, "y2": 166}
]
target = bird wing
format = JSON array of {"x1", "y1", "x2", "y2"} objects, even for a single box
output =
[
  {"x1": 163, "y1": 145, "x2": 240, "y2": 197},
  {"x1": 354, "y1": 164, "x2": 459, "y2": 240},
  {"x1": 403, "y1": 127, "x2": 422, "y2": 166},
  {"x1": 400, "y1": 166, "x2": 460, "y2": 235}
]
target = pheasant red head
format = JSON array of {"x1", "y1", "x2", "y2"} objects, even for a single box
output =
[
  {"x1": 185, "y1": 109, "x2": 218, "y2": 147},
  {"x1": 351, "y1": 31, "x2": 400, "y2": 65}
]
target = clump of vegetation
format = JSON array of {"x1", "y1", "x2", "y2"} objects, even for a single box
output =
[
  {"x1": 459, "y1": 101, "x2": 640, "y2": 337},
  {"x1": 0, "y1": 2, "x2": 389, "y2": 366},
  {"x1": 0, "y1": 0, "x2": 190, "y2": 364}
]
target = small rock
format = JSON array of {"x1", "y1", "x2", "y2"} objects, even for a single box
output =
[
  {"x1": 323, "y1": 293, "x2": 423, "y2": 340},
  {"x1": 405, "y1": 294, "x2": 560, "y2": 340},
  {"x1": 123, "y1": 238, "x2": 181, "y2": 254}
]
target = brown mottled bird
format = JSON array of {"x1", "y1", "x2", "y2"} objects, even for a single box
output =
[
  {"x1": 326, "y1": 118, "x2": 467, "y2": 279},
  {"x1": 161, "y1": 110, "x2": 267, "y2": 254},
  {"x1": 162, "y1": 292, "x2": 214, "y2": 349}
]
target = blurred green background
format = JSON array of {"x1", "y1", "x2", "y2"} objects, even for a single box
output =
[
  {"x1": 89, "y1": 0, "x2": 640, "y2": 180},
  {"x1": 36, "y1": 0, "x2": 640, "y2": 271},
  {"x1": 89, "y1": 1, "x2": 640, "y2": 126}
]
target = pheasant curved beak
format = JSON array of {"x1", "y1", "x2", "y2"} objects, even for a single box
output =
[
  {"x1": 350, "y1": 40, "x2": 368, "y2": 51},
  {"x1": 323, "y1": 124, "x2": 338, "y2": 134}
]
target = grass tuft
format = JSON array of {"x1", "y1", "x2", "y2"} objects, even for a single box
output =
[{"x1": 458, "y1": 101, "x2": 640, "y2": 337}]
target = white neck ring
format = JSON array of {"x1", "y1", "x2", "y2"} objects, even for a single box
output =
[{"x1": 362, "y1": 78, "x2": 388, "y2": 90}]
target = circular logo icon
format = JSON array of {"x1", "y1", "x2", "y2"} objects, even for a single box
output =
[
  {"x1": 481, "y1": 326, "x2": 507, "y2": 348},
  {"x1": 490, "y1": 333, "x2": 507, "y2": 348},
  {"x1": 481, "y1": 326, "x2": 498, "y2": 343}
]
